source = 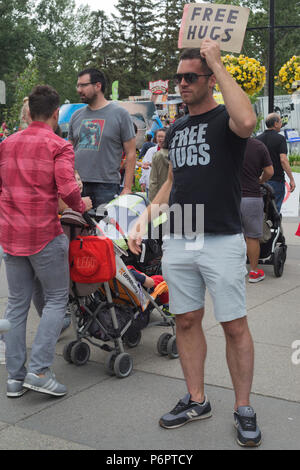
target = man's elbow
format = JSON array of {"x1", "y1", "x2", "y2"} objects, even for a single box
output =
[
  {"x1": 231, "y1": 114, "x2": 257, "y2": 138},
  {"x1": 243, "y1": 115, "x2": 257, "y2": 138},
  {"x1": 265, "y1": 166, "x2": 274, "y2": 180}
]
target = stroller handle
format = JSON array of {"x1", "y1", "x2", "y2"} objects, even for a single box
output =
[
  {"x1": 83, "y1": 212, "x2": 97, "y2": 227},
  {"x1": 83, "y1": 211, "x2": 128, "y2": 257}
]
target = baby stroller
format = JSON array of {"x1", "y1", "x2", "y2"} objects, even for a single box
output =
[
  {"x1": 60, "y1": 210, "x2": 177, "y2": 379},
  {"x1": 95, "y1": 193, "x2": 165, "y2": 277},
  {"x1": 256, "y1": 183, "x2": 287, "y2": 277}
]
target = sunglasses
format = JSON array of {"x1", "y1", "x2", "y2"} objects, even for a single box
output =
[{"x1": 173, "y1": 72, "x2": 213, "y2": 85}]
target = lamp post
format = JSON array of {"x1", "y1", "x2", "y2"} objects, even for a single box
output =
[{"x1": 268, "y1": 0, "x2": 275, "y2": 113}]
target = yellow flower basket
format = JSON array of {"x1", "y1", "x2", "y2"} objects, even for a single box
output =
[
  {"x1": 217, "y1": 54, "x2": 266, "y2": 96},
  {"x1": 276, "y1": 56, "x2": 300, "y2": 94}
]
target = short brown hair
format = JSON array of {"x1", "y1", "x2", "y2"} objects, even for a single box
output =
[
  {"x1": 179, "y1": 48, "x2": 212, "y2": 75},
  {"x1": 29, "y1": 85, "x2": 60, "y2": 120}
]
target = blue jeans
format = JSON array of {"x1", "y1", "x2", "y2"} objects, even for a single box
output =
[
  {"x1": 3, "y1": 234, "x2": 69, "y2": 379},
  {"x1": 82, "y1": 182, "x2": 120, "y2": 209},
  {"x1": 267, "y1": 180, "x2": 285, "y2": 213}
]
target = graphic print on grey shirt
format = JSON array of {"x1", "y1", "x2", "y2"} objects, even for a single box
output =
[{"x1": 68, "y1": 103, "x2": 135, "y2": 184}]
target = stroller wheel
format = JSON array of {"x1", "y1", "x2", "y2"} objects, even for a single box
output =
[
  {"x1": 123, "y1": 326, "x2": 142, "y2": 348},
  {"x1": 273, "y1": 245, "x2": 286, "y2": 277},
  {"x1": 70, "y1": 342, "x2": 90, "y2": 366},
  {"x1": 63, "y1": 341, "x2": 78, "y2": 363},
  {"x1": 157, "y1": 333, "x2": 172, "y2": 356},
  {"x1": 167, "y1": 335, "x2": 179, "y2": 359},
  {"x1": 105, "y1": 351, "x2": 118, "y2": 376},
  {"x1": 114, "y1": 353, "x2": 133, "y2": 378}
]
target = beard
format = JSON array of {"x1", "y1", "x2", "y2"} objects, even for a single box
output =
[{"x1": 79, "y1": 93, "x2": 98, "y2": 105}]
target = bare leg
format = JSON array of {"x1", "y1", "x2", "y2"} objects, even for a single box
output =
[
  {"x1": 246, "y1": 237, "x2": 260, "y2": 271},
  {"x1": 221, "y1": 317, "x2": 254, "y2": 410},
  {"x1": 175, "y1": 308, "x2": 206, "y2": 403}
]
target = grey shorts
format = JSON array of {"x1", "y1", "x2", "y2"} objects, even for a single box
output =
[
  {"x1": 161, "y1": 233, "x2": 247, "y2": 323},
  {"x1": 240, "y1": 197, "x2": 264, "y2": 238}
]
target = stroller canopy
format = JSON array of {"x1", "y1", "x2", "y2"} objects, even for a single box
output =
[{"x1": 98, "y1": 194, "x2": 148, "y2": 251}]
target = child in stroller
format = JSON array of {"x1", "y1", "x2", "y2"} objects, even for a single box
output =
[
  {"x1": 95, "y1": 193, "x2": 164, "y2": 277},
  {"x1": 60, "y1": 207, "x2": 176, "y2": 379}
]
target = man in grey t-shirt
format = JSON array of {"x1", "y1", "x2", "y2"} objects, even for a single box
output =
[{"x1": 68, "y1": 68, "x2": 136, "y2": 208}]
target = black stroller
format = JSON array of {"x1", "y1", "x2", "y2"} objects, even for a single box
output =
[{"x1": 256, "y1": 183, "x2": 287, "y2": 277}]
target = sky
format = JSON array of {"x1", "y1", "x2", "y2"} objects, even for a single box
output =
[{"x1": 75, "y1": 0, "x2": 118, "y2": 16}]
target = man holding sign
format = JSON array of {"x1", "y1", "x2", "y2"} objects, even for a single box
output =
[{"x1": 128, "y1": 39, "x2": 261, "y2": 447}]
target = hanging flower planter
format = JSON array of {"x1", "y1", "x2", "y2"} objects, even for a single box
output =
[
  {"x1": 276, "y1": 56, "x2": 300, "y2": 94},
  {"x1": 217, "y1": 54, "x2": 266, "y2": 96}
]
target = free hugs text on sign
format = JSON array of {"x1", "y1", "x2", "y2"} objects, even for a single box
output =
[{"x1": 178, "y1": 3, "x2": 250, "y2": 53}]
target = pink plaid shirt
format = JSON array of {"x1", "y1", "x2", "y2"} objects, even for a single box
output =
[{"x1": 0, "y1": 121, "x2": 85, "y2": 256}]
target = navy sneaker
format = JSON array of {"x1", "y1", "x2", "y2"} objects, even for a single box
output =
[
  {"x1": 234, "y1": 406, "x2": 262, "y2": 447},
  {"x1": 159, "y1": 393, "x2": 212, "y2": 429}
]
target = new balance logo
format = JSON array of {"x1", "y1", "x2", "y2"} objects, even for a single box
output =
[{"x1": 186, "y1": 409, "x2": 200, "y2": 419}]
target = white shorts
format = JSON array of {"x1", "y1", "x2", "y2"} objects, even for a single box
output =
[{"x1": 161, "y1": 233, "x2": 247, "y2": 323}]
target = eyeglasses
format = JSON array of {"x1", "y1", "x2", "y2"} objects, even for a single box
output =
[
  {"x1": 76, "y1": 82, "x2": 96, "y2": 89},
  {"x1": 173, "y1": 72, "x2": 213, "y2": 85}
]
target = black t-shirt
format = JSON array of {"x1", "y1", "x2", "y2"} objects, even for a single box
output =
[
  {"x1": 256, "y1": 130, "x2": 287, "y2": 182},
  {"x1": 240, "y1": 138, "x2": 273, "y2": 197},
  {"x1": 166, "y1": 105, "x2": 248, "y2": 235}
]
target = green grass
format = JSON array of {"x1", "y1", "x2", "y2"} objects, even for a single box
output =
[{"x1": 291, "y1": 166, "x2": 300, "y2": 173}]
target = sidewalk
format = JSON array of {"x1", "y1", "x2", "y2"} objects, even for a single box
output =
[{"x1": 0, "y1": 219, "x2": 299, "y2": 450}]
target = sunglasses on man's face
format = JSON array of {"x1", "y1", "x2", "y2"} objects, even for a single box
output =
[{"x1": 173, "y1": 72, "x2": 213, "y2": 85}]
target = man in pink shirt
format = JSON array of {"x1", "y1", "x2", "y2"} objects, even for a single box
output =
[{"x1": 0, "y1": 85, "x2": 92, "y2": 398}]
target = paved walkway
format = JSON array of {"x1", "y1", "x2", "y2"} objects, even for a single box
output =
[{"x1": 0, "y1": 218, "x2": 299, "y2": 450}]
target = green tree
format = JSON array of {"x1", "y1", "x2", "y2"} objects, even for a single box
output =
[
  {"x1": 151, "y1": 0, "x2": 191, "y2": 92},
  {"x1": 4, "y1": 60, "x2": 40, "y2": 130},
  {"x1": 31, "y1": 0, "x2": 89, "y2": 103},
  {"x1": 80, "y1": 10, "x2": 125, "y2": 98},
  {"x1": 0, "y1": 0, "x2": 34, "y2": 111},
  {"x1": 112, "y1": 0, "x2": 158, "y2": 96}
]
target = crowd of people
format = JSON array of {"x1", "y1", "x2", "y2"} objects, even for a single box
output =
[{"x1": 0, "y1": 38, "x2": 299, "y2": 449}]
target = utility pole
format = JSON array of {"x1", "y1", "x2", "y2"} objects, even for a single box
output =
[{"x1": 268, "y1": 0, "x2": 275, "y2": 113}]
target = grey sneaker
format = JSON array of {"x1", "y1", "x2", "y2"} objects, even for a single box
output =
[
  {"x1": 159, "y1": 393, "x2": 212, "y2": 429},
  {"x1": 23, "y1": 369, "x2": 67, "y2": 397},
  {"x1": 234, "y1": 406, "x2": 262, "y2": 447},
  {"x1": 7, "y1": 379, "x2": 28, "y2": 398}
]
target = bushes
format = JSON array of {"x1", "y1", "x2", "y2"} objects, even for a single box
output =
[{"x1": 289, "y1": 154, "x2": 300, "y2": 165}]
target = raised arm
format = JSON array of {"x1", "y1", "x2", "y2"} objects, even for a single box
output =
[{"x1": 200, "y1": 39, "x2": 257, "y2": 138}]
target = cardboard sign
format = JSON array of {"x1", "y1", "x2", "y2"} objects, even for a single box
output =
[{"x1": 178, "y1": 3, "x2": 250, "y2": 53}]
